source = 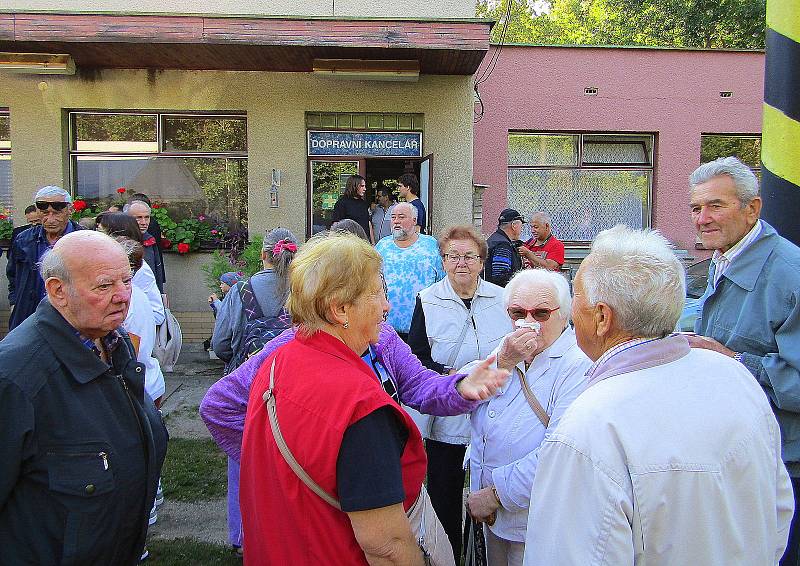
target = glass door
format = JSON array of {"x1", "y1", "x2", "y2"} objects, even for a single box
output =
[{"x1": 309, "y1": 160, "x2": 361, "y2": 236}]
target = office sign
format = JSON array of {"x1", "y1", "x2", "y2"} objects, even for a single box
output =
[{"x1": 308, "y1": 131, "x2": 423, "y2": 157}]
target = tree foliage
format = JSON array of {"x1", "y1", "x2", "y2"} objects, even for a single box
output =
[{"x1": 477, "y1": 0, "x2": 766, "y2": 49}]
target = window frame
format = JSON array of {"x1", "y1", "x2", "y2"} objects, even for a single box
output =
[
  {"x1": 0, "y1": 109, "x2": 12, "y2": 212},
  {"x1": 67, "y1": 109, "x2": 248, "y2": 224},
  {"x1": 506, "y1": 131, "x2": 656, "y2": 244}
]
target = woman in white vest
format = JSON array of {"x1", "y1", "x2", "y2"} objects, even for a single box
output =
[{"x1": 407, "y1": 225, "x2": 512, "y2": 562}]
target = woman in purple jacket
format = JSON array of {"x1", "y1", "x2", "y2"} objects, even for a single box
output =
[{"x1": 200, "y1": 321, "x2": 503, "y2": 463}]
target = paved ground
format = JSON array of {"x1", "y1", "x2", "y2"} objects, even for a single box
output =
[{"x1": 148, "y1": 345, "x2": 230, "y2": 546}]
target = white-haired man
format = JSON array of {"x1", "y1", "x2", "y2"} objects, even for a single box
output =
[
  {"x1": 126, "y1": 200, "x2": 166, "y2": 295},
  {"x1": 524, "y1": 225, "x2": 793, "y2": 566},
  {"x1": 0, "y1": 231, "x2": 167, "y2": 564},
  {"x1": 518, "y1": 212, "x2": 564, "y2": 272},
  {"x1": 686, "y1": 156, "x2": 800, "y2": 564},
  {"x1": 6, "y1": 186, "x2": 84, "y2": 330},
  {"x1": 375, "y1": 202, "x2": 444, "y2": 341}
]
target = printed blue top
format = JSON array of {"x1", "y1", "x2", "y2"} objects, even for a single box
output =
[{"x1": 376, "y1": 234, "x2": 445, "y2": 334}]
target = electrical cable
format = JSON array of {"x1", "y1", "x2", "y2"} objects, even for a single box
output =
[{"x1": 474, "y1": 0, "x2": 513, "y2": 122}]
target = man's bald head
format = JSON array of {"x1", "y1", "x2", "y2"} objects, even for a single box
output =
[
  {"x1": 42, "y1": 231, "x2": 133, "y2": 339},
  {"x1": 42, "y1": 231, "x2": 129, "y2": 280}
]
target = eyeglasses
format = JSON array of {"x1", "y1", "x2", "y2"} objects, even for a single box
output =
[
  {"x1": 507, "y1": 306, "x2": 560, "y2": 322},
  {"x1": 35, "y1": 201, "x2": 69, "y2": 212},
  {"x1": 443, "y1": 253, "x2": 482, "y2": 265}
]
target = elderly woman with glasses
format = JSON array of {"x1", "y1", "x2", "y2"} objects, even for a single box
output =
[
  {"x1": 237, "y1": 232, "x2": 509, "y2": 565},
  {"x1": 463, "y1": 268, "x2": 592, "y2": 566},
  {"x1": 406, "y1": 225, "x2": 512, "y2": 562}
]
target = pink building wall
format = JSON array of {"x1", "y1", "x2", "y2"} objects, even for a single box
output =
[{"x1": 473, "y1": 45, "x2": 765, "y2": 252}]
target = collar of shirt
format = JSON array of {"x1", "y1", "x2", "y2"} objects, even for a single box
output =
[
  {"x1": 586, "y1": 337, "x2": 660, "y2": 380},
  {"x1": 36, "y1": 221, "x2": 76, "y2": 261},
  {"x1": 72, "y1": 327, "x2": 124, "y2": 360},
  {"x1": 711, "y1": 219, "x2": 762, "y2": 272}
]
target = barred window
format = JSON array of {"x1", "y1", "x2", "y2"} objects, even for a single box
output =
[{"x1": 507, "y1": 133, "x2": 653, "y2": 242}]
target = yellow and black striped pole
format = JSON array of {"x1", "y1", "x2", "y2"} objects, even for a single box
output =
[{"x1": 762, "y1": 0, "x2": 800, "y2": 245}]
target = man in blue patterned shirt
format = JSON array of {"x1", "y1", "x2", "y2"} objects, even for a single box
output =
[{"x1": 375, "y1": 202, "x2": 444, "y2": 341}]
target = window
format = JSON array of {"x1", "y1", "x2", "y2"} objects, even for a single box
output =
[
  {"x1": 0, "y1": 110, "x2": 11, "y2": 212},
  {"x1": 507, "y1": 133, "x2": 654, "y2": 242},
  {"x1": 700, "y1": 134, "x2": 761, "y2": 175},
  {"x1": 69, "y1": 112, "x2": 247, "y2": 233}
]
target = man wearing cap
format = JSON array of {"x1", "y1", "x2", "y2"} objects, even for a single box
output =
[
  {"x1": 6, "y1": 186, "x2": 84, "y2": 330},
  {"x1": 484, "y1": 209, "x2": 525, "y2": 287}
]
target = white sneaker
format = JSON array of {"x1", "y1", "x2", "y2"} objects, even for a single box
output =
[
  {"x1": 155, "y1": 480, "x2": 164, "y2": 507},
  {"x1": 140, "y1": 548, "x2": 149, "y2": 562},
  {"x1": 148, "y1": 504, "x2": 157, "y2": 526}
]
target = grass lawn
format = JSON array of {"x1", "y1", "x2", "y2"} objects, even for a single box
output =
[
  {"x1": 162, "y1": 437, "x2": 228, "y2": 501},
  {"x1": 147, "y1": 538, "x2": 241, "y2": 565}
]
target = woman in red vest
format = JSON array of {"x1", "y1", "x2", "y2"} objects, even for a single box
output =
[{"x1": 241, "y1": 232, "x2": 448, "y2": 564}]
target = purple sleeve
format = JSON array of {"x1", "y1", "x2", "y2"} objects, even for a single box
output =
[
  {"x1": 377, "y1": 323, "x2": 479, "y2": 416},
  {"x1": 199, "y1": 326, "x2": 297, "y2": 461}
]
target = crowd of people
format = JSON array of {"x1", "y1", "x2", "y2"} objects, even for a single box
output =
[{"x1": 0, "y1": 155, "x2": 799, "y2": 566}]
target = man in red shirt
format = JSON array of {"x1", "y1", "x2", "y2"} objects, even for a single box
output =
[{"x1": 519, "y1": 212, "x2": 565, "y2": 271}]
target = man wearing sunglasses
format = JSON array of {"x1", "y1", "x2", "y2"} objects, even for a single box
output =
[{"x1": 6, "y1": 186, "x2": 84, "y2": 330}]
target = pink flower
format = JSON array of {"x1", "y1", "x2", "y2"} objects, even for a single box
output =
[
  {"x1": 198, "y1": 214, "x2": 206, "y2": 221},
  {"x1": 211, "y1": 229, "x2": 218, "y2": 235}
]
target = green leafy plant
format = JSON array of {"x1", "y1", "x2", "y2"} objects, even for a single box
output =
[
  {"x1": 0, "y1": 218, "x2": 13, "y2": 240},
  {"x1": 200, "y1": 235, "x2": 263, "y2": 293}
]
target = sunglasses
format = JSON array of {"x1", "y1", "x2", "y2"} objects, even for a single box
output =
[
  {"x1": 35, "y1": 201, "x2": 70, "y2": 212},
  {"x1": 507, "y1": 306, "x2": 560, "y2": 322}
]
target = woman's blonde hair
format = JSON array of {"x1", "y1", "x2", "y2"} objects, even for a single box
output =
[{"x1": 287, "y1": 231, "x2": 382, "y2": 335}]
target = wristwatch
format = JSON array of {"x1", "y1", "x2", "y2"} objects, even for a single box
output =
[
  {"x1": 491, "y1": 486, "x2": 502, "y2": 508},
  {"x1": 733, "y1": 352, "x2": 744, "y2": 364}
]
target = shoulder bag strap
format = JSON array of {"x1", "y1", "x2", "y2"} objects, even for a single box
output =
[
  {"x1": 516, "y1": 367, "x2": 550, "y2": 428},
  {"x1": 444, "y1": 296, "x2": 478, "y2": 370},
  {"x1": 262, "y1": 359, "x2": 342, "y2": 510}
]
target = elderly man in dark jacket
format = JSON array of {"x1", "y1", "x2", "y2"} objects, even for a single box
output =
[
  {"x1": 6, "y1": 185, "x2": 84, "y2": 330},
  {"x1": 0, "y1": 230, "x2": 168, "y2": 565}
]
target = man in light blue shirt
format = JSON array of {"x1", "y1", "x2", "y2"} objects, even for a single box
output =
[
  {"x1": 375, "y1": 202, "x2": 444, "y2": 341},
  {"x1": 688, "y1": 157, "x2": 800, "y2": 565}
]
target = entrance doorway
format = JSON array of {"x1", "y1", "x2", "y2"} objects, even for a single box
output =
[{"x1": 307, "y1": 155, "x2": 433, "y2": 238}]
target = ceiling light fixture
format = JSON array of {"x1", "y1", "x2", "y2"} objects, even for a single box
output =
[{"x1": 0, "y1": 52, "x2": 76, "y2": 75}]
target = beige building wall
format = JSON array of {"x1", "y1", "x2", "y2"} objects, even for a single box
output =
[
  {"x1": 0, "y1": 69, "x2": 474, "y2": 321},
  {"x1": 2, "y1": 0, "x2": 476, "y2": 19}
]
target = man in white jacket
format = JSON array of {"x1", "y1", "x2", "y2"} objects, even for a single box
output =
[{"x1": 523, "y1": 225, "x2": 794, "y2": 566}]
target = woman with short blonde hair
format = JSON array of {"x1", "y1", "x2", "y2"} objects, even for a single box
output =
[{"x1": 286, "y1": 232, "x2": 382, "y2": 335}]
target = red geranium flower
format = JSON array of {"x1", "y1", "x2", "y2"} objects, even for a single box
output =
[
  {"x1": 161, "y1": 238, "x2": 172, "y2": 249},
  {"x1": 72, "y1": 200, "x2": 87, "y2": 212},
  {"x1": 116, "y1": 187, "x2": 127, "y2": 194},
  {"x1": 152, "y1": 203, "x2": 161, "y2": 209},
  {"x1": 177, "y1": 242, "x2": 190, "y2": 254}
]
